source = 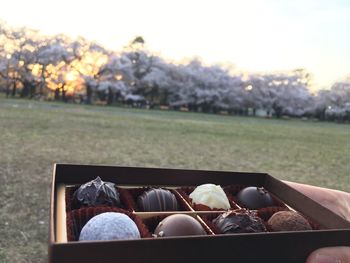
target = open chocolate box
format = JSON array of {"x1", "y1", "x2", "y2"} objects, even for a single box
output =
[{"x1": 49, "y1": 164, "x2": 350, "y2": 263}]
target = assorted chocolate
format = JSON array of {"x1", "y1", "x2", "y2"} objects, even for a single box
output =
[
  {"x1": 154, "y1": 214, "x2": 207, "y2": 237},
  {"x1": 213, "y1": 210, "x2": 267, "y2": 234},
  {"x1": 236, "y1": 186, "x2": 275, "y2": 209},
  {"x1": 267, "y1": 211, "x2": 312, "y2": 232},
  {"x1": 72, "y1": 176, "x2": 121, "y2": 208},
  {"x1": 137, "y1": 188, "x2": 178, "y2": 212},
  {"x1": 66, "y1": 177, "x2": 317, "y2": 242},
  {"x1": 79, "y1": 212, "x2": 141, "y2": 241},
  {"x1": 189, "y1": 184, "x2": 230, "y2": 210}
]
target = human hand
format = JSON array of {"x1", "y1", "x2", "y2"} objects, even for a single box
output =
[{"x1": 286, "y1": 181, "x2": 350, "y2": 263}]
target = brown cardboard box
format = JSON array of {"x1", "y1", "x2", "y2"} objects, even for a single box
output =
[{"x1": 49, "y1": 163, "x2": 350, "y2": 263}]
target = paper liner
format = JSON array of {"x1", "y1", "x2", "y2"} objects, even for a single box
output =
[
  {"x1": 305, "y1": 215, "x2": 321, "y2": 230},
  {"x1": 223, "y1": 189, "x2": 241, "y2": 209},
  {"x1": 223, "y1": 184, "x2": 246, "y2": 195},
  {"x1": 222, "y1": 185, "x2": 247, "y2": 209},
  {"x1": 176, "y1": 187, "x2": 194, "y2": 207},
  {"x1": 66, "y1": 206, "x2": 152, "y2": 241},
  {"x1": 178, "y1": 186, "x2": 240, "y2": 211},
  {"x1": 65, "y1": 186, "x2": 78, "y2": 212},
  {"x1": 267, "y1": 192, "x2": 288, "y2": 208},
  {"x1": 125, "y1": 187, "x2": 191, "y2": 212},
  {"x1": 197, "y1": 212, "x2": 223, "y2": 235},
  {"x1": 117, "y1": 187, "x2": 135, "y2": 211},
  {"x1": 142, "y1": 214, "x2": 174, "y2": 234},
  {"x1": 257, "y1": 207, "x2": 290, "y2": 222}
]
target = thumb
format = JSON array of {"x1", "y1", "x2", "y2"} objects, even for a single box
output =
[{"x1": 307, "y1": 247, "x2": 350, "y2": 263}]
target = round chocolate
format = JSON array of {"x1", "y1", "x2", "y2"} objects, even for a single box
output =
[
  {"x1": 213, "y1": 210, "x2": 267, "y2": 234},
  {"x1": 154, "y1": 214, "x2": 207, "y2": 237},
  {"x1": 236, "y1": 187, "x2": 274, "y2": 209},
  {"x1": 73, "y1": 176, "x2": 121, "y2": 208},
  {"x1": 79, "y1": 212, "x2": 141, "y2": 241},
  {"x1": 137, "y1": 188, "x2": 178, "y2": 212},
  {"x1": 268, "y1": 211, "x2": 312, "y2": 231}
]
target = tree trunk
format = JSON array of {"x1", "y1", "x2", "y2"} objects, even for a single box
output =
[
  {"x1": 39, "y1": 66, "x2": 47, "y2": 97},
  {"x1": 11, "y1": 82, "x2": 17, "y2": 97},
  {"x1": 4, "y1": 63, "x2": 10, "y2": 97},
  {"x1": 21, "y1": 82, "x2": 30, "y2": 97},
  {"x1": 107, "y1": 87, "x2": 115, "y2": 105},
  {"x1": 29, "y1": 83, "x2": 36, "y2": 98},
  {"x1": 86, "y1": 85, "x2": 93, "y2": 104},
  {"x1": 62, "y1": 87, "x2": 67, "y2": 102},
  {"x1": 5, "y1": 82, "x2": 10, "y2": 98},
  {"x1": 54, "y1": 88, "x2": 60, "y2": 100}
]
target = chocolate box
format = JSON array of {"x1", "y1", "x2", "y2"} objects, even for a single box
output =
[{"x1": 49, "y1": 164, "x2": 350, "y2": 263}]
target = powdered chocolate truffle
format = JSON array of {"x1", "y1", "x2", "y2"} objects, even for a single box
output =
[
  {"x1": 236, "y1": 187, "x2": 274, "y2": 209},
  {"x1": 189, "y1": 184, "x2": 230, "y2": 210},
  {"x1": 137, "y1": 188, "x2": 178, "y2": 212},
  {"x1": 213, "y1": 210, "x2": 267, "y2": 234},
  {"x1": 79, "y1": 212, "x2": 141, "y2": 241},
  {"x1": 73, "y1": 176, "x2": 121, "y2": 208},
  {"x1": 268, "y1": 211, "x2": 312, "y2": 231},
  {"x1": 154, "y1": 214, "x2": 207, "y2": 237}
]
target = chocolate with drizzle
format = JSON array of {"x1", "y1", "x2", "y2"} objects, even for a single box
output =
[{"x1": 137, "y1": 188, "x2": 178, "y2": 212}]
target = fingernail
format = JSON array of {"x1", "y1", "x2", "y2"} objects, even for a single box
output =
[{"x1": 315, "y1": 254, "x2": 342, "y2": 263}]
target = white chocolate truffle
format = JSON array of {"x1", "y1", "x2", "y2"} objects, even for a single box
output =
[
  {"x1": 189, "y1": 184, "x2": 230, "y2": 209},
  {"x1": 79, "y1": 212, "x2": 141, "y2": 241}
]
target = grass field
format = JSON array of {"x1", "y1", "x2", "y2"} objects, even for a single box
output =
[{"x1": 1, "y1": 98, "x2": 350, "y2": 263}]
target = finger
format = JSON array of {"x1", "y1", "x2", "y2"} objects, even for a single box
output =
[
  {"x1": 306, "y1": 247, "x2": 350, "y2": 263},
  {"x1": 284, "y1": 181, "x2": 338, "y2": 210},
  {"x1": 284, "y1": 181, "x2": 350, "y2": 221}
]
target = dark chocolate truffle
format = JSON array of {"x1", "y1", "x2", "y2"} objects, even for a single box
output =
[
  {"x1": 137, "y1": 188, "x2": 178, "y2": 212},
  {"x1": 79, "y1": 212, "x2": 140, "y2": 241},
  {"x1": 268, "y1": 211, "x2": 312, "y2": 231},
  {"x1": 213, "y1": 210, "x2": 267, "y2": 234},
  {"x1": 73, "y1": 176, "x2": 121, "y2": 208},
  {"x1": 236, "y1": 187, "x2": 274, "y2": 209},
  {"x1": 154, "y1": 214, "x2": 207, "y2": 237}
]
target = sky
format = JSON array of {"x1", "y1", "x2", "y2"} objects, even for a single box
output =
[{"x1": 0, "y1": 0, "x2": 349, "y2": 89}]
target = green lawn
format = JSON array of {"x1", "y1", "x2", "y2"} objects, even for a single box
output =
[{"x1": 1, "y1": 98, "x2": 350, "y2": 262}]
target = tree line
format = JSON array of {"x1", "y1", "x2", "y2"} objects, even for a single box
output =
[{"x1": 0, "y1": 21, "x2": 349, "y2": 122}]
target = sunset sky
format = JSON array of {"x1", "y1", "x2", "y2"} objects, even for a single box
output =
[{"x1": 1, "y1": 0, "x2": 349, "y2": 89}]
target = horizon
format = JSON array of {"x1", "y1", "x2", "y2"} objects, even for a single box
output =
[{"x1": 1, "y1": 0, "x2": 350, "y2": 90}]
